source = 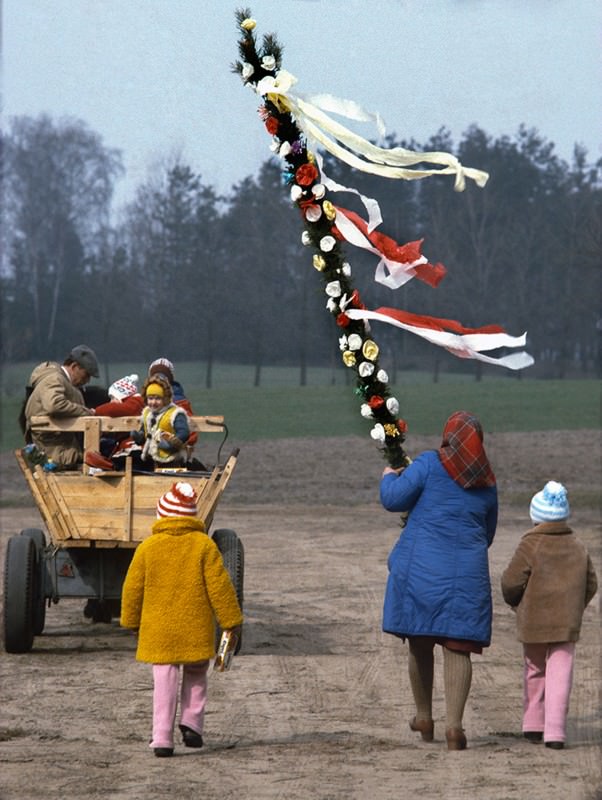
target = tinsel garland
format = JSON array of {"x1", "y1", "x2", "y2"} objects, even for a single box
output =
[{"x1": 233, "y1": 10, "x2": 416, "y2": 468}]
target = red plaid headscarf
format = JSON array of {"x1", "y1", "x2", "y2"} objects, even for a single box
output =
[{"x1": 438, "y1": 411, "x2": 496, "y2": 489}]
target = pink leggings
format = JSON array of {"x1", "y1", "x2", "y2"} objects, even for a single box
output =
[
  {"x1": 522, "y1": 642, "x2": 576, "y2": 743},
  {"x1": 150, "y1": 661, "x2": 209, "y2": 749}
]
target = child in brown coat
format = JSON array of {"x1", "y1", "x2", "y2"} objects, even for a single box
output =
[{"x1": 501, "y1": 481, "x2": 597, "y2": 749}]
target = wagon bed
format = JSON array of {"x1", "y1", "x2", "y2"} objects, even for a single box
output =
[{"x1": 16, "y1": 414, "x2": 238, "y2": 547}]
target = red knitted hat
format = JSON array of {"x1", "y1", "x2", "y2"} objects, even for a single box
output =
[{"x1": 156, "y1": 482, "x2": 198, "y2": 518}]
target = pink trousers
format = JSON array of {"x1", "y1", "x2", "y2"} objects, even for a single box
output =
[
  {"x1": 150, "y1": 661, "x2": 209, "y2": 749},
  {"x1": 522, "y1": 642, "x2": 576, "y2": 743}
]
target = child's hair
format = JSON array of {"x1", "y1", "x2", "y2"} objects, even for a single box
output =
[
  {"x1": 142, "y1": 374, "x2": 173, "y2": 403},
  {"x1": 529, "y1": 480, "x2": 570, "y2": 523}
]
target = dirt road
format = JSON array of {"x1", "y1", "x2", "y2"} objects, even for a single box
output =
[{"x1": 1, "y1": 431, "x2": 600, "y2": 799}]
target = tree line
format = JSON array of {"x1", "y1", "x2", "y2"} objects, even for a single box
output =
[{"x1": 1, "y1": 114, "x2": 600, "y2": 384}]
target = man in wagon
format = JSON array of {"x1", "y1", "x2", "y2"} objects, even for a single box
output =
[{"x1": 23, "y1": 344, "x2": 99, "y2": 470}]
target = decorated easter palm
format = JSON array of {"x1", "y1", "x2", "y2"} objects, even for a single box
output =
[{"x1": 233, "y1": 9, "x2": 533, "y2": 467}]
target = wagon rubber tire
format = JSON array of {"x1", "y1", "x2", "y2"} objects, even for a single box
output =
[
  {"x1": 3, "y1": 535, "x2": 36, "y2": 653},
  {"x1": 20, "y1": 529, "x2": 47, "y2": 635},
  {"x1": 212, "y1": 528, "x2": 244, "y2": 654}
]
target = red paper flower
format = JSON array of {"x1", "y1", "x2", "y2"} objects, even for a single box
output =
[
  {"x1": 368, "y1": 395, "x2": 385, "y2": 410},
  {"x1": 336, "y1": 312, "x2": 351, "y2": 327},
  {"x1": 397, "y1": 418, "x2": 408, "y2": 433},
  {"x1": 295, "y1": 163, "x2": 319, "y2": 186},
  {"x1": 265, "y1": 117, "x2": 279, "y2": 136}
]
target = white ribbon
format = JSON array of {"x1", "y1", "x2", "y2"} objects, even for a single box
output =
[
  {"x1": 346, "y1": 309, "x2": 534, "y2": 370},
  {"x1": 256, "y1": 71, "x2": 489, "y2": 192}
]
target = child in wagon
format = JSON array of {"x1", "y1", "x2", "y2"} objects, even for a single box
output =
[
  {"x1": 501, "y1": 481, "x2": 597, "y2": 750},
  {"x1": 131, "y1": 375, "x2": 193, "y2": 470}
]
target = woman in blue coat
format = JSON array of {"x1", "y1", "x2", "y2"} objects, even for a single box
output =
[{"x1": 380, "y1": 411, "x2": 498, "y2": 751}]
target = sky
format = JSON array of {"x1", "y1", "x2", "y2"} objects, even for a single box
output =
[{"x1": 3, "y1": 0, "x2": 601, "y2": 209}]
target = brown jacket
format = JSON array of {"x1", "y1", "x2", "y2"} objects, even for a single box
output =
[
  {"x1": 501, "y1": 521, "x2": 598, "y2": 643},
  {"x1": 25, "y1": 362, "x2": 90, "y2": 468}
]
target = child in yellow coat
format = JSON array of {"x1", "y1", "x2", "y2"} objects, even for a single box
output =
[{"x1": 121, "y1": 481, "x2": 243, "y2": 757}]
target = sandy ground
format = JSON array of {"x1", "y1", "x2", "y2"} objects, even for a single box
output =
[{"x1": 0, "y1": 430, "x2": 600, "y2": 800}]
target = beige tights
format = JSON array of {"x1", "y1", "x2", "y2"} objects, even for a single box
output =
[{"x1": 408, "y1": 639, "x2": 472, "y2": 729}]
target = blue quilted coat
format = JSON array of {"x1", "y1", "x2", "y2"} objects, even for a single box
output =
[{"x1": 381, "y1": 451, "x2": 498, "y2": 646}]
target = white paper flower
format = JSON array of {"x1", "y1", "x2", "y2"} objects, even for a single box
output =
[
  {"x1": 386, "y1": 397, "x2": 400, "y2": 415},
  {"x1": 241, "y1": 62, "x2": 255, "y2": 80},
  {"x1": 347, "y1": 333, "x2": 363, "y2": 351},
  {"x1": 269, "y1": 141, "x2": 280, "y2": 152},
  {"x1": 291, "y1": 185, "x2": 303, "y2": 202},
  {"x1": 305, "y1": 205, "x2": 322, "y2": 223},
  {"x1": 341, "y1": 262, "x2": 352, "y2": 277},
  {"x1": 320, "y1": 235, "x2": 336, "y2": 252},
  {"x1": 301, "y1": 230, "x2": 312, "y2": 246},
  {"x1": 325, "y1": 280, "x2": 342, "y2": 298},
  {"x1": 358, "y1": 361, "x2": 375, "y2": 378},
  {"x1": 361, "y1": 403, "x2": 373, "y2": 419},
  {"x1": 326, "y1": 298, "x2": 338, "y2": 312},
  {"x1": 370, "y1": 423, "x2": 386, "y2": 443},
  {"x1": 339, "y1": 335, "x2": 348, "y2": 351},
  {"x1": 279, "y1": 141, "x2": 292, "y2": 158},
  {"x1": 261, "y1": 55, "x2": 276, "y2": 71},
  {"x1": 312, "y1": 183, "x2": 326, "y2": 199},
  {"x1": 255, "y1": 70, "x2": 297, "y2": 97},
  {"x1": 377, "y1": 369, "x2": 389, "y2": 383}
]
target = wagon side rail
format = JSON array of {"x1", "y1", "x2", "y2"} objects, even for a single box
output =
[{"x1": 28, "y1": 413, "x2": 226, "y2": 458}]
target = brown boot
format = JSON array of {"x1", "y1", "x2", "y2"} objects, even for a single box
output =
[
  {"x1": 445, "y1": 727, "x2": 467, "y2": 751},
  {"x1": 409, "y1": 717, "x2": 434, "y2": 742}
]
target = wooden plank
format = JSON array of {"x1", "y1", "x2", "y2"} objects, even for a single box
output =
[
  {"x1": 32, "y1": 467, "x2": 71, "y2": 541},
  {"x1": 45, "y1": 472, "x2": 82, "y2": 539},
  {"x1": 14, "y1": 450, "x2": 61, "y2": 542},
  {"x1": 29, "y1": 414, "x2": 225, "y2": 434},
  {"x1": 83, "y1": 416, "x2": 102, "y2": 454},
  {"x1": 197, "y1": 452, "x2": 239, "y2": 530},
  {"x1": 124, "y1": 457, "x2": 134, "y2": 542}
]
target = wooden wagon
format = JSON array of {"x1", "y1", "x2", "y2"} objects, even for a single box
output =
[{"x1": 3, "y1": 414, "x2": 244, "y2": 653}]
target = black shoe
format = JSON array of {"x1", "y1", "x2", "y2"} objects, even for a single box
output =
[
  {"x1": 179, "y1": 725, "x2": 203, "y2": 748},
  {"x1": 154, "y1": 747, "x2": 174, "y2": 757},
  {"x1": 545, "y1": 741, "x2": 565, "y2": 750},
  {"x1": 523, "y1": 731, "x2": 543, "y2": 743}
]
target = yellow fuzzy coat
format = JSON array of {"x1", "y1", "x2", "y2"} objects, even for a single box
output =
[{"x1": 120, "y1": 517, "x2": 243, "y2": 663}]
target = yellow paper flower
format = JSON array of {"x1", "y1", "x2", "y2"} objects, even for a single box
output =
[
  {"x1": 362, "y1": 340, "x2": 379, "y2": 361},
  {"x1": 322, "y1": 200, "x2": 336, "y2": 220},
  {"x1": 342, "y1": 351, "x2": 356, "y2": 367},
  {"x1": 241, "y1": 18, "x2": 257, "y2": 31},
  {"x1": 384, "y1": 423, "x2": 400, "y2": 438},
  {"x1": 313, "y1": 254, "x2": 326, "y2": 271},
  {"x1": 306, "y1": 151, "x2": 316, "y2": 164}
]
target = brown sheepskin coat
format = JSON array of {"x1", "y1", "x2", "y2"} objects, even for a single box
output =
[
  {"x1": 120, "y1": 517, "x2": 243, "y2": 663},
  {"x1": 501, "y1": 521, "x2": 597, "y2": 643},
  {"x1": 25, "y1": 361, "x2": 90, "y2": 467}
]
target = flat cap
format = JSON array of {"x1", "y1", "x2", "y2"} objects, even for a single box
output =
[{"x1": 69, "y1": 344, "x2": 99, "y2": 377}]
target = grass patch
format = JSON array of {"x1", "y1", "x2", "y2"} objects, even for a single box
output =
[{"x1": 1, "y1": 361, "x2": 599, "y2": 452}]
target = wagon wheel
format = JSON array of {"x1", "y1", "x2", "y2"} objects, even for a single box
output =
[
  {"x1": 20, "y1": 528, "x2": 47, "y2": 635},
  {"x1": 212, "y1": 528, "x2": 244, "y2": 654},
  {"x1": 3, "y1": 535, "x2": 36, "y2": 653}
]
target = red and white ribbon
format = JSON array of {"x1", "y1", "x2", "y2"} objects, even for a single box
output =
[
  {"x1": 346, "y1": 307, "x2": 534, "y2": 370},
  {"x1": 334, "y1": 207, "x2": 447, "y2": 289}
]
